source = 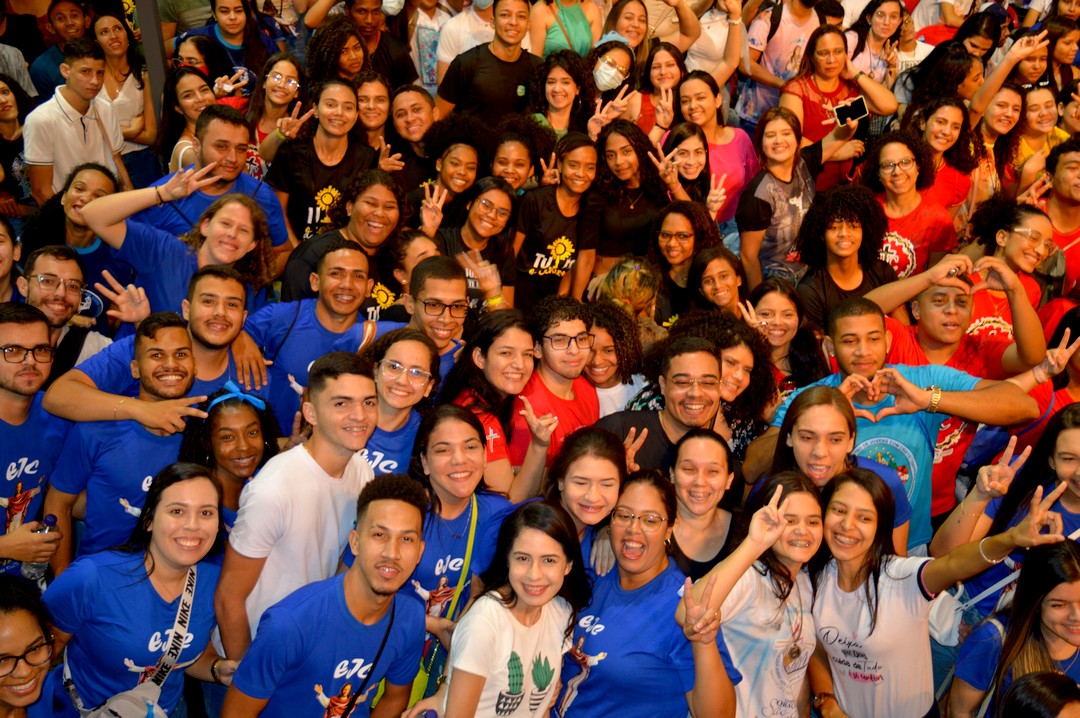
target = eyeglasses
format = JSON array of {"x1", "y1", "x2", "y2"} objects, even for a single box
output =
[
  {"x1": 0, "y1": 344, "x2": 55, "y2": 363},
  {"x1": 543, "y1": 333, "x2": 594, "y2": 350},
  {"x1": 873, "y1": 11, "x2": 900, "y2": 21},
  {"x1": 0, "y1": 640, "x2": 52, "y2": 677},
  {"x1": 814, "y1": 48, "x2": 847, "y2": 59},
  {"x1": 1011, "y1": 227, "x2": 1057, "y2": 255},
  {"x1": 600, "y1": 55, "x2": 629, "y2": 79},
  {"x1": 476, "y1": 197, "x2": 512, "y2": 221},
  {"x1": 378, "y1": 358, "x2": 433, "y2": 386},
  {"x1": 419, "y1": 299, "x2": 469, "y2": 319},
  {"x1": 878, "y1": 157, "x2": 916, "y2": 174},
  {"x1": 658, "y1": 230, "x2": 693, "y2": 244},
  {"x1": 668, "y1": 376, "x2": 720, "y2": 390},
  {"x1": 1021, "y1": 80, "x2": 1052, "y2": 91},
  {"x1": 31, "y1": 273, "x2": 84, "y2": 295},
  {"x1": 266, "y1": 71, "x2": 300, "y2": 91},
  {"x1": 610, "y1": 508, "x2": 667, "y2": 532}
]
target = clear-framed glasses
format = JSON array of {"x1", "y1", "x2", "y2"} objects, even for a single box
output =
[
  {"x1": 378, "y1": 359, "x2": 433, "y2": 386},
  {"x1": 878, "y1": 157, "x2": 916, "y2": 174},
  {"x1": 0, "y1": 640, "x2": 52, "y2": 677},
  {"x1": 420, "y1": 299, "x2": 469, "y2": 319},
  {"x1": 267, "y1": 71, "x2": 300, "y2": 91},
  {"x1": 610, "y1": 508, "x2": 667, "y2": 532},
  {"x1": 543, "y1": 333, "x2": 594, "y2": 350},
  {"x1": 658, "y1": 230, "x2": 693, "y2": 244},
  {"x1": 0, "y1": 344, "x2": 55, "y2": 363},
  {"x1": 31, "y1": 273, "x2": 84, "y2": 295},
  {"x1": 814, "y1": 48, "x2": 847, "y2": 59},
  {"x1": 1011, "y1": 226, "x2": 1057, "y2": 256},
  {"x1": 668, "y1": 376, "x2": 720, "y2": 391},
  {"x1": 476, "y1": 197, "x2": 511, "y2": 221},
  {"x1": 872, "y1": 10, "x2": 900, "y2": 21}
]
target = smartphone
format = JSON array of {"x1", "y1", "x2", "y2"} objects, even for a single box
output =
[{"x1": 832, "y1": 95, "x2": 869, "y2": 126}]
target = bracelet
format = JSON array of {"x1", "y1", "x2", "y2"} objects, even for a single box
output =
[
  {"x1": 485, "y1": 295, "x2": 504, "y2": 308},
  {"x1": 853, "y1": 70, "x2": 866, "y2": 82},
  {"x1": 275, "y1": 127, "x2": 288, "y2": 141},
  {"x1": 726, "y1": 17, "x2": 740, "y2": 24},
  {"x1": 113, "y1": 397, "x2": 127, "y2": 421},
  {"x1": 654, "y1": 122, "x2": 670, "y2": 131},
  {"x1": 979, "y1": 536, "x2": 1003, "y2": 564},
  {"x1": 153, "y1": 186, "x2": 164, "y2": 206},
  {"x1": 1032, "y1": 360, "x2": 1052, "y2": 384},
  {"x1": 210, "y1": 657, "x2": 223, "y2": 684},
  {"x1": 925, "y1": 385, "x2": 942, "y2": 414}
]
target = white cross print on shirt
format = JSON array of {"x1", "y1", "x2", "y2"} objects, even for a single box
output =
[{"x1": 486, "y1": 425, "x2": 501, "y2": 454}]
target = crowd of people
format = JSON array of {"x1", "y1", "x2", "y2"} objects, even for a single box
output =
[{"x1": 5, "y1": 0, "x2": 1080, "y2": 714}]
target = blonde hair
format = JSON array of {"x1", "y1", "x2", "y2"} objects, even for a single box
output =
[{"x1": 596, "y1": 256, "x2": 661, "y2": 321}]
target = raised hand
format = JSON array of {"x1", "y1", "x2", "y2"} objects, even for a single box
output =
[
  {"x1": 836, "y1": 373, "x2": 882, "y2": 422},
  {"x1": 705, "y1": 173, "x2": 727, "y2": 217},
  {"x1": 161, "y1": 163, "x2": 222, "y2": 201},
  {"x1": 648, "y1": 143, "x2": 682, "y2": 191},
  {"x1": 588, "y1": 86, "x2": 638, "y2": 140},
  {"x1": 747, "y1": 485, "x2": 789, "y2": 547},
  {"x1": 1033, "y1": 328, "x2": 1080, "y2": 384},
  {"x1": 972, "y1": 255, "x2": 1023, "y2": 294},
  {"x1": 520, "y1": 395, "x2": 559, "y2": 447},
  {"x1": 459, "y1": 248, "x2": 502, "y2": 297},
  {"x1": 1007, "y1": 30, "x2": 1050, "y2": 64},
  {"x1": 871, "y1": 367, "x2": 929, "y2": 420},
  {"x1": 623, "y1": 427, "x2": 648, "y2": 473},
  {"x1": 275, "y1": 103, "x2": 316, "y2": 141},
  {"x1": 378, "y1": 141, "x2": 404, "y2": 172},
  {"x1": 94, "y1": 269, "x2": 149, "y2": 325},
  {"x1": 1017, "y1": 175, "x2": 1052, "y2": 207},
  {"x1": 927, "y1": 254, "x2": 976, "y2": 291},
  {"x1": 974, "y1": 436, "x2": 1031, "y2": 500},
  {"x1": 654, "y1": 86, "x2": 675, "y2": 130},
  {"x1": 213, "y1": 70, "x2": 249, "y2": 97},
  {"x1": 1011, "y1": 481, "x2": 1067, "y2": 548},
  {"x1": 738, "y1": 299, "x2": 766, "y2": 332},
  {"x1": 419, "y1": 182, "x2": 447, "y2": 237},
  {"x1": 539, "y1": 152, "x2": 560, "y2": 186},
  {"x1": 681, "y1": 574, "x2": 721, "y2": 643},
  {"x1": 132, "y1": 396, "x2": 209, "y2": 434}
]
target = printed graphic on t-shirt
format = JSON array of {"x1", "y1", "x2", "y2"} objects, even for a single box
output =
[
  {"x1": 314, "y1": 680, "x2": 378, "y2": 717},
  {"x1": 967, "y1": 314, "x2": 1014, "y2": 339},
  {"x1": 370, "y1": 282, "x2": 396, "y2": 309},
  {"x1": 817, "y1": 625, "x2": 883, "y2": 685},
  {"x1": 305, "y1": 185, "x2": 342, "y2": 241},
  {"x1": 933, "y1": 418, "x2": 967, "y2": 465},
  {"x1": 856, "y1": 436, "x2": 916, "y2": 498},
  {"x1": 528, "y1": 236, "x2": 576, "y2": 278},
  {"x1": 0, "y1": 479, "x2": 41, "y2": 532},
  {"x1": 558, "y1": 633, "x2": 608, "y2": 714},
  {"x1": 879, "y1": 232, "x2": 917, "y2": 278}
]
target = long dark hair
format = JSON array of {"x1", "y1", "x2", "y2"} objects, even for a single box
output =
[
  {"x1": 442, "y1": 309, "x2": 533, "y2": 426},
  {"x1": 748, "y1": 279, "x2": 829, "y2": 388},
  {"x1": 848, "y1": 0, "x2": 903, "y2": 59},
  {"x1": 994, "y1": 671, "x2": 1080, "y2": 718},
  {"x1": 661, "y1": 122, "x2": 712, "y2": 204},
  {"x1": 901, "y1": 95, "x2": 985, "y2": 173},
  {"x1": 478, "y1": 502, "x2": 592, "y2": 639},
  {"x1": 0, "y1": 72, "x2": 30, "y2": 126},
  {"x1": 812, "y1": 467, "x2": 897, "y2": 635},
  {"x1": 905, "y1": 41, "x2": 982, "y2": 112},
  {"x1": 211, "y1": 0, "x2": 269, "y2": 74},
  {"x1": 156, "y1": 65, "x2": 213, "y2": 159},
  {"x1": 245, "y1": 52, "x2": 305, "y2": 129},
  {"x1": 991, "y1": 82, "x2": 1027, "y2": 181},
  {"x1": 687, "y1": 245, "x2": 747, "y2": 312},
  {"x1": 794, "y1": 24, "x2": 849, "y2": 80},
  {"x1": 595, "y1": 120, "x2": 668, "y2": 203},
  {"x1": 305, "y1": 14, "x2": 366, "y2": 87},
  {"x1": 991, "y1": 542, "x2": 1080, "y2": 705},
  {"x1": 589, "y1": 299, "x2": 643, "y2": 384},
  {"x1": 93, "y1": 12, "x2": 145, "y2": 89},
  {"x1": 545, "y1": 426, "x2": 627, "y2": 506},
  {"x1": 409, "y1": 404, "x2": 490, "y2": 518},
  {"x1": 639, "y1": 41, "x2": 686, "y2": 94},
  {"x1": 771, "y1": 385, "x2": 857, "y2": 478},
  {"x1": 528, "y1": 50, "x2": 596, "y2": 134},
  {"x1": 955, "y1": 11, "x2": 1004, "y2": 67},
  {"x1": 22, "y1": 163, "x2": 118, "y2": 254},
  {"x1": 969, "y1": 193, "x2": 1051, "y2": 257},
  {"x1": 116, "y1": 463, "x2": 224, "y2": 576}
]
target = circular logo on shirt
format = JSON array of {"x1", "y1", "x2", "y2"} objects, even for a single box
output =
[
  {"x1": 79, "y1": 289, "x2": 104, "y2": 318},
  {"x1": 855, "y1": 436, "x2": 917, "y2": 499},
  {"x1": 879, "y1": 232, "x2": 916, "y2": 279}
]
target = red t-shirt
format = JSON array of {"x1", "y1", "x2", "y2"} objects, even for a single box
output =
[
  {"x1": 922, "y1": 163, "x2": 971, "y2": 212},
  {"x1": 781, "y1": 76, "x2": 858, "y2": 191},
  {"x1": 453, "y1": 390, "x2": 509, "y2": 464},
  {"x1": 508, "y1": 373, "x2": 599, "y2": 467},
  {"x1": 966, "y1": 272, "x2": 1043, "y2": 340},
  {"x1": 1039, "y1": 298, "x2": 1079, "y2": 341},
  {"x1": 1038, "y1": 197, "x2": 1080, "y2": 294},
  {"x1": 1006, "y1": 382, "x2": 1076, "y2": 458},
  {"x1": 886, "y1": 316, "x2": 1011, "y2": 515},
  {"x1": 878, "y1": 196, "x2": 956, "y2": 279}
]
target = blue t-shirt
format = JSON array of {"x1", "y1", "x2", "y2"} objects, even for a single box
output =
[
  {"x1": 44, "y1": 551, "x2": 221, "y2": 717},
  {"x1": 580, "y1": 525, "x2": 597, "y2": 584},
  {"x1": 173, "y1": 26, "x2": 278, "y2": 98},
  {"x1": 135, "y1": 168, "x2": 288, "y2": 247},
  {"x1": 244, "y1": 299, "x2": 352, "y2": 434},
  {"x1": 0, "y1": 393, "x2": 70, "y2": 574},
  {"x1": 556, "y1": 561, "x2": 742, "y2": 717},
  {"x1": 232, "y1": 574, "x2": 424, "y2": 716},
  {"x1": 69, "y1": 237, "x2": 135, "y2": 334},
  {"x1": 50, "y1": 420, "x2": 183, "y2": 555},
  {"x1": 76, "y1": 334, "x2": 264, "y2": 400},
  {"x1": 362, "y1": 411, "x2": 421, "y2": 475},
  {"x1": 772, "y1": 364, "x2": 981, "y2": 548}
]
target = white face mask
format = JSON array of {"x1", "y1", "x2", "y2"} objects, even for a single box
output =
[
  {"x1": 382, "y1": 0, "x2": 405, "y2": 15},
  {"x1": 593, "y1": 63, "x2": 624, "y2": 92},
  {"x1": 473, "y1": 0, "x2": 495, "y2": 9}
]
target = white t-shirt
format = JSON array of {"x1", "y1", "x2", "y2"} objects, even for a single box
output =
[
  {"x1": 737, "y1": 6, "x2": 819, "y2": 123},
  {"x1": 446, "y1": 593, "x2": 573, "y2": 717},
  {"x1": 896, "y1": 41, "x2": 934, "y2": 75},
  {"x1": 721, "y1": 564, "x2": 816, "y2": 718},
  {"x1": 223, "y1": 444, "x2": 374, "y2": 645},
  {"x1": 842, "y1": 0, "x2": 872, "y2": 28},
  {"x1": 595, "y1": 374, "x2": 648, "y2": 418},
  {"x1": 23, "y1": 89, "x2": 124, "y2": 193},
  {"x1": 911, "y1": 0, "x2": 975, "y2": 31},
  {"x1": 812, "y1": 556, "x2": 935, "y2": 718}
]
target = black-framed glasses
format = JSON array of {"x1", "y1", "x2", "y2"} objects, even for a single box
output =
[
  {"x1": 266, "y1": 71, "x2": 300, "y2": 91},
  {"x1": 477, "y1": 197, "x2": 511, "y2": 221},
  {"x1": 878, "y1": 157, "x2": 916, "y2": 174},
  {"x1": 0, "y1": 640, "x2": 52, "y2": 677},
  {"x1": 610, "y1": 508, "x2": 667, "y2": 532},
  {"x1": 420, "y1": 299, "x2": 469, "y2": 319},
  {"x1": 378, "y1": 359, "x2": 433, "y2": 386},
  {"x1": 0, "y1": 344, "x2": 55, "y2": 363},
  {"x1": 31, "y1": 273, "x2": 84, "y2": 295},
  {"x1": 543, "y1": 333, "x2": 594, "y2": 350},
  {"x1": 658, "y1": 230, "x2": 693, "y2": 244}
]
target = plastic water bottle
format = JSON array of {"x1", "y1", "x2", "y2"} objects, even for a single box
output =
[{"x1": 20, "y1": 514, "x2": 57, "y2": 581}]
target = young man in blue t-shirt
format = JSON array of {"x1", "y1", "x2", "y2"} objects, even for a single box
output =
[
  {"x1": 0, "y1": 303, "x2": 70, "y2": 575},
  {"x1": 225, "y1": 473, "x2": 426, "y2": 717},
  {"x1": 44, "y1": 312, "x2": 197, "y2": 576},
  {"x1": 744, "y1": 297, "x2": 1040, "y2": 551}
]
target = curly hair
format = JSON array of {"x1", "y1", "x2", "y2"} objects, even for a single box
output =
[
  {"x1": 492, "y1": 113, "x2": 557, "y2": 185},
  {"x1": 328, "y1": 169, "x2": 408, "y2": 228},
  {"x1": 178, "y1": 388, "x2": 281, "y2": 473},
  {"x1": 596, "y1": 255, "x2": 664, "y2": 320},
  {"x1": 904, "y1": 41, "x2": 982, "y2": 113},
  {"x1": 748, "y1": 278, "x2": 830, "y2": 388},
  {"x1": 687, "y1": 245, "x2": 747, "y2": 313},
  {"x1": 969, "y1": 192, "x2": 1051, "y2": 256},
  {"x1": 900, "y1": 95, "x2": 985, "y2": 174},
  {"x1": 305, "y1": 14, "x2": 366, "y2": 88},
  {"x1": 528, "y1": 50, "x2": 597, "y2": 134},
  {"x1": 638, "y1": 41, "x2": 686, "y2": 95},
  {"x1": 245, "y1": 52, "x2": 306, "y2": 129},
  {"x1": 797, "y1": 184, "x2": 889, "y2": 271},
  {"x1": 859, "y1": 129, "x2": 936, "y2": 194},
  {"x1": 421, "y1": 114, "x2": 492, "y2": 171},
  {"x1": 847, "y1": 0, "x2": 903, "y2": 60},
  {"x1": 595, "y1": 120, "x2": 668, "y2": 204},
  {"x1": 179, "y1": 194, "x2": 274, "y2": 289},
  {"x1": 589, "y1": 299, "x2": 643, "y2": 383},
  {"x1": 647, "y1": 200, "x2": 721, "y2": 273},
  {"x1": 529, "y1": 295, "x2": 592, "y2": 340},
  {"x1": 661, "y1": 122, "x2": 711, "y2": 204}
]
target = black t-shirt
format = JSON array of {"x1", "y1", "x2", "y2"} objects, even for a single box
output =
[
  {"x1": 598, "y1": 192, "x2": 663, "y2": 258},
  {"x1": 394, "y1": 144, "x2": 435, "y2": 196},
  {"x1": 513, "y1": 185, "x2": 600, "y2": 313},
  {"x1": 437, "y1": 44, "x2": 540, "y2": 126},
  {"x1": 406, "y1": 185, "x2": 469, "y2": 231},
  {"x1": 370, "y1": 32, "x2": 419, "y2": 90},
  {"x1": 0, "y1": 135, "x2": 27, "y2": 202},
  {"x1": 1, "y1": 14, "x2": 44, "y2": 65},
  {"x1": 655, "y1": 273, "x2": 693, "y2": 328},
  {"x1": 266, "y1": 137, "x2": 376, "y2": 242},
  {"x1": 596, "y1": 410, "x2": 674, "y2": 473},
  {"x1": 797, "y1": 259, "x2": 898, "y2": 332},
  {"x1": 280, "y1": 230, "x2": 386, "y2": 313},
  {"x1": 438, "y1": 225, "x2": 517, "y2": 310}
]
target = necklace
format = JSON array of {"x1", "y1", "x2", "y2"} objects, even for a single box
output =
[
  {"x1": 443, "y1": 495, "x2": 474, "y2": 539},
  {"x1": 627, "y1": 189, "x2": 645, "y2": 209},
  {"x1": 783, "y1": 574, "x2": 805, "y2": 666},
  {"x1": 1060, "y1": 647, "x2": 1080, "y2": 675}
]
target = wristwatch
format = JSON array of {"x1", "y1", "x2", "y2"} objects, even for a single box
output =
[
  {"x1": 925, "y1": 385, "x2": 943, "y2": 414},
  {"x1": 813, "y1": 692, "x2": 837, "y2": 709}
]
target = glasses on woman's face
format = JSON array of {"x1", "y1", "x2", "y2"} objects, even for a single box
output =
[
  {"x1": 1011, "y1": 227, "x2": 1057, "y2": 256},
  {"x1": 378, "y1": 358, "x2": 433, "y2": 386},
  {"x1": 267, "y1": 71, "x2": 300, "y2": 91},
  {"x1": 0, "y1": 640, "x2": 52, "y2": 677},
  {"x1": 658, "y1": 230, "x2": 693, "y2": 244},
  {"x1": 815, "y1": 48, "x2": 846, "y2": 59},
  {"x1": 878, "y1": 157, "x2": 916, "y2": 174},
  {"x1": 601, "y1": 55, "x2": 630, "y2": 79},
  {"x1": 476, "y1": 197, "x2": 511, "y2": 220},
  {"x1": 610, "y1": 507, "x2": 668, "y2": 532}
]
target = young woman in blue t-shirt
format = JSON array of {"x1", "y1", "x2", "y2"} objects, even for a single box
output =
[{"x1": 0, "y1": 575, "x2": 55, "y2": 717}]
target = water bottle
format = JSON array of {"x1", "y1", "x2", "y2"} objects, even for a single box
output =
[{"x1": 20, "y1": 514, "x2": 57, "y2": 581}]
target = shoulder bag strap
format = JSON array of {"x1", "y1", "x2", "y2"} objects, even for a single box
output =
[
  {"x1": 149, "y1": 565, "x2": 198, "y2": 686},
  {"x1": 549, "y1": 1, "x2": 574, "y2": 51},
  {"x1": 975, "y1": 619, "x2": 1006, "y2": 718},
  {"x1": 445, "y1": 493, "x2": 479, "y2": 623},
  {"x1": 341, "y1": 599, "x2": 396, "y2": 716}
]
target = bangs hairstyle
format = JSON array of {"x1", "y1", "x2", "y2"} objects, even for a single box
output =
[
  {"x1": 812, "y1": 467, "x2": 896, "y2": 635},
  {"x1": 442, "y1": 309, "x2": 533, "y2": 424},
  {"x1": 545, "y1": 426, "x2": 627, "y2": 505},
  {"x1": 687, "y1": 246, "x2": 748, "y2": 312},
  {"x1": 528, "y1": 50, "x2": 596, "y2": 135},
  {"x1": 179, "y1": 194, "x2": 274, "y2": 288},
  {"x1": 771, "y1": 385, "x2": 856, "y2": 477},
  {"x1": 589, "y1": 299, "x2": 644, "y2": 383},
  {"x1": 409, "y1": 404, "x2": 490, "y2": 517},
  {"x1": 358, "y1": 326, "x2": 442, "y2": 400},
  {"x1": 478, "y1": 502, "x2": 592, "y2": 639},
  {"x1": 968, "y1": 193, "x2": 1050, "y2": 256},
  {"x1": 859, "y1": 130, "x2": 936, "y2": 194},
  {"x1": 178, "y1": 386, "x2": 282, "y2": 472},
  {"x1": 748, "y1": 278, "x2": 829, "y2": 387},
  {"x1": 796, "y1": 184, "x2": 889, "y2": 270}
]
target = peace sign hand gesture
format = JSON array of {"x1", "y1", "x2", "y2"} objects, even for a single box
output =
[
  {"x1": 681, "y1": 575, "x2": 721, "y2": 643},
  {"x1": 747, "y1": 485, "x2": 789, "y2": 548},
  {"x1": 973, "y1": 436, "x2": 1031, "y2": 501},
  {"x1": 654, "y1": 87, "x2": 675, "y2": 131},
  {"x1": 275, "y1": 103, "x2": 316, "y2": 141},
  {"x1": 540, "y1": 152, "x2": 560, "y2": 186},
  {"x1": 1010, "y1": 481, "x2": 1068, "y2": 549},
  {"x1": 648, "y1": 143, "x2": 682, "y2": 191},
  {"x1": 1032, "y1": 328, "x2": 1080, "y2": 384},
  {"x1": 419, "y1": 182, "x2": 447, "y2": 238},
  {"x1": 705, "y1": 173, "x2": 727, "y2": 217}
]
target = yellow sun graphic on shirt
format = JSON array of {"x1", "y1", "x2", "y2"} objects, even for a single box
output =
[
  {"x1": 370, "y1": 282, "x2": 395, "y2": 309},
  {"x1": 315, "y1": 186, "x2": 341, "y2": 212},
  {"x1": 548, "y1": 236, "x2": 574, "y2": 262}
]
